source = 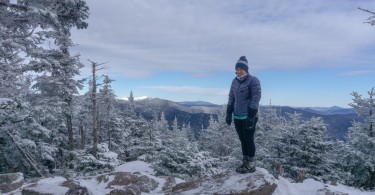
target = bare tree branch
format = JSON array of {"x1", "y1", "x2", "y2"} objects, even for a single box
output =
[
  {"x1": 359, "y1": 7, "x2": 375, "y2": 26},
  {"x1": 87, "y1": 59, "x2": 110, "y2": 69},
  {"x1": 359, "y1": 7, "x2": 375, "y2": 15}
]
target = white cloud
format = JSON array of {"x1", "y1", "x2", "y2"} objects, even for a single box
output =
[
  {"x1": 338, "y1": 70, "x2": 375, "y2": 76},
  {"x1": 70, "y1": 0, "x2": 375, "y2": 77},
  {"x1": 142, "y1": 85, "x2": 229, "y2": 96}
]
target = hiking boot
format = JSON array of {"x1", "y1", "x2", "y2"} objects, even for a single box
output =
[
  {"x1": 235, "y1": 160, "x2": 246, "y2": 172},
  {"x1": 236, "y1": 160, "x2": 256, "y2": 174}
]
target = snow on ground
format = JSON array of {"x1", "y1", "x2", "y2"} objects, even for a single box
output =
[
  {"x1": 113, "y1": 162, "x2": 374, "y2": 195},
  {"x1": 5, "y1": 161, "x2": 375, "y2": 195},
  {"x1": 78, "y1": 174, "x2": 115, "y2": 195},
  {"x1": 177, "y1": 167, "x2": 277, "y2": 195},
  {"x1": 10, "y1": 176, "x2": 69, "y2": 195},
  {"x1": 274, "y1": 176, "x2": 374, "y2": 195},
  {"x1": 115, "y1": 160, "x2": 166, "y2": 194},
  {"x1": 11, "y1": 173, "x2": 24, "y2": 184},
  {"x1": 115, "y1": 160, "x2": 155, "y2": 174}
]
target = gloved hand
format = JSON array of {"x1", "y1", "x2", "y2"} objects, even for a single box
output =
[
  {"x1": 225, "y1": 115, "x2": 232, "y2": 125},
  {"x1": 226, "y1": 105, "x2": 234, "y2": 125},
  {"x1": 247, "y1": 108, "x2": 258, "y2": 129},
  {"x1": 247, "y1": 117, "x2": 256, "y2": 129}
]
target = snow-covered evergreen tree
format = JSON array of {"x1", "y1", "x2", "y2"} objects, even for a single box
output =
[
  {"x1": 152, "y1": 115, "x2": 218, "y2": 179},
  {"x1": 0, "y1": 0, "x2": 88, "y2": 176},
  {"x1": 29, "y1": 0, "x2": 89, "y2": 151},
  {"x1": 182, "y1": 122, "x2": 196, "y2": 142},
  {"x1": 338, "y1": 88, "x2": 375, "y2": 189},
  {"x1": 268, "y1": 112, "x2": 333, "y2": 182},
  {"x1": 253, "y1": 108, "x2": 335, "y2": 182},
  {"x1": 254, "y1": 105, "x2": 287, "y2": 171},
  {"x1": 199, "y1": 114, "x2": 238, "y2": 158},
  {"x1": 122, "y1": 94, "x2": 160, "y2": 161},
  {"x1": 198, "y1": 108, "x2": 240, "y2": 171},
  {"x1": 98, "y1": 75, "x2": 115, "y2": 149}
]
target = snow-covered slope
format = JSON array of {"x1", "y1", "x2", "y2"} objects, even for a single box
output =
[
  {"x1": 4, "y1": 160, "x2": 374, "y2": 195},
  {"x1": 274, "y1": 176, "x2": 372, "y2": 195}
]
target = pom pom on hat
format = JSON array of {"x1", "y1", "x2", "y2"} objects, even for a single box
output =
[{"x1": 235, "y1": 56, "x2": 249, "y2": 72}]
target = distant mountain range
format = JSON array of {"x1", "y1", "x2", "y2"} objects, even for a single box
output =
[
  {"x1": 116, "y1": 98, "x2": 214, "y2": 131},
  {"x1": 263, "y1": 106, "x2": 361, "y2": 140},
  {"x1": 115, "y1": 98, "x2": 361, "y2": 141},
  {"x1": 293, "y1": 106, "x2": 357, "y2": 115},
  {"x1": 177, "y1": 101, "x2": 222, "y2": 107}
]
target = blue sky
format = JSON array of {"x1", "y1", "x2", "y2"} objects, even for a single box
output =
[{"x1": 71, "y1": 0, "x2": 375, "y2": 107}]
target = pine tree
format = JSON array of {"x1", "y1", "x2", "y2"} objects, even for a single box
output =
[
  {"x1": 254, "y1": 105, "x2": 287, "y2": 171},
  {"x1": 0, "y1": 0, "x2": 88, "y2": 176},
  {"x1": 182, "y1": 122, "x2": 196, "y2": 142},
  {"x1": 128, "y1": 91, "x2": 135, "y2": 113},
  {"x1": 198, "y1": 108, "x2": 240, "y2": 170},
  {"x1": 98, "y1": 75, "x2": 115, "y2": 149},
  {"x1": 256, "y1": 110, "x2": 334, "y2": 182},
  {"x1": 199, "y1": 111, "x2": 239, "y2": 158},
  {"x1": 97, "y1": 75, "x2": 127, "y2": 155},
  {"x1": 28, "y1": 0, "x2": 89, "y2": 151},
  {"x1": 339, "y1": 88, "x2": 375, "y2": 189}
]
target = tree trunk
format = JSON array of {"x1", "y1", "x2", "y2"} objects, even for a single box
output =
[
  {"x1": 92, "y1": 63, "x2": 98, "y2": 157},
  {"x1": 66, "y1": 102, "x2": 73, "y2": 151},
  {"x1": 108, "y1": 124, "x2": 111, "y2": 150},
  {"x1": 80, "y1": 125, "x2": 86, "y2": 150},
  {"x1": 107, "y1": 100, "x2": 111, "y2": 150},
  {"x1": 61, "y1": 41, "x2": 74, "y2": 151},
  {"x1": 370, "y1": 109, "x2": 373, "y2": 137}
]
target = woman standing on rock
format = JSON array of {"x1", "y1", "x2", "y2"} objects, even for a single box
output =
[{"x1": 225, "y1": 56, "x2": 261, "y2": 174}]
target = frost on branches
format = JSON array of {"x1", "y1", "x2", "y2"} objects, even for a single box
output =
[{"x1": 338, "y1": 88, "x2": 375, "y2": 189}]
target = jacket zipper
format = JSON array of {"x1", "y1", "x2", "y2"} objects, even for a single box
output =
[{"x1": 236, "y1": 80, "x2": 241, "y2": 115}]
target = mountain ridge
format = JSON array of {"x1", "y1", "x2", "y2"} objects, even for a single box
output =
[{"x1": 115, "y1": 97, "x2": 361, "y2": 140}]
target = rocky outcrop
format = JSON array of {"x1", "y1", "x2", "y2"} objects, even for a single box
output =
[
  {"x1": 0, "y1": 172, "x2": 24, "y2": 193},
  {"x1": 171, "y1": 169, "x2": 277, "y2": 195},
  {"x1": 61, "y1": 179, "x2": 89, "y2": 195},
  {"x1": 1, "y1": 163, "x2": 278, "y2": 195},
  {"x1": 96, "y1": 171, "x2": 159, "y2": 194}
]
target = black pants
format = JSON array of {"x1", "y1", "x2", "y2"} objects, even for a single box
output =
[{"x1": 234, "y1": 117, "x2": 258, "y2": 161}]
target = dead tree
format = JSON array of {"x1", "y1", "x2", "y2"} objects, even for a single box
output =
[{"x1": 88, "y1": 60, "x2": 108, "y2": 157}]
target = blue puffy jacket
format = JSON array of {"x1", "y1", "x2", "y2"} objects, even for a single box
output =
[{"x1": 227, "y1": 74, "x2": 261, "y2": 116}]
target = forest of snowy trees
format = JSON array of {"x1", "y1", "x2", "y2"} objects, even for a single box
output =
[{"x1": 0, "y1": 0, "x2": 374, "y2": 191}]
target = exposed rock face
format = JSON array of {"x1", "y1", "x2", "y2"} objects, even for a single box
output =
[
  {"x1": 1, "y1": 164, "x2": 278, "y2": 195},
  {"x1": 61, "y1": 179, "x2": 89, "y2": 195},
  {"x1": 161, "y1": 176, "x2": 176, "y2": 192},
  {"x1": 0, "y1": 172, "x2": 24, "y2": 193},
  {"x1": 21, "y1": 188, "x2": 53, "y2": 195},
  {"x1": 171, "y1": 169, "x2": 277, "y2": 195},
  {"x1": 96, "y1": 171, "x2": 159, "y2": 194}
]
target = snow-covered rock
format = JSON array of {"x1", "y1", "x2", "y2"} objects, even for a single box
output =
[
  {"x1": 20, "y1": 176, "x2": 70, "y2": 195},
  {"x1": 2, "y1": 161, "x2": 375, "y2": 195},
  {"x1": 171, "y1": 168, "x2": 277, "y2": 195},
  {"x1": 6, "y1": 161, "x2": 175, "y2": 195},
  {"x1": 0, "y1": 172, "x2": 24, "y2": 193}
]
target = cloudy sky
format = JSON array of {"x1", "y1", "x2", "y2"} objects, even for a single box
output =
[{"x1": 71, "y1": 0, "x2": 375, "y2": 107}]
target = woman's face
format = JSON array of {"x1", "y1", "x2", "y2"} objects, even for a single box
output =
[{"x1": 236, "y1": 68, "x2": 246, "y2": 76}]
